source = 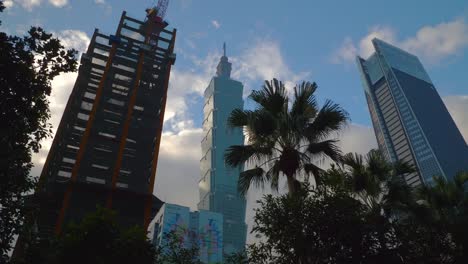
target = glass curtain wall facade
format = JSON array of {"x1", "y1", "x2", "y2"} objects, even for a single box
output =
[
  {"x1": 198, "y1": 46, "x2": 247, "y2": 254},
  {"x1": 357, "y1": 38, "x2": 468, "y2": 186}
]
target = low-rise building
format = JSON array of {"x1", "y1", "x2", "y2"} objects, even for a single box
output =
[{"x1": 151, "y1": 203, "x2": 223, "y2": 263}]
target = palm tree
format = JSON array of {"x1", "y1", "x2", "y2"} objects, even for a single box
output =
[
  {"x1": 415, "y1": 172, "x2": 468, "y2": 234},
  {"x1": 413, "y1": 172, "x2": 468, "y2": 262},
  {"x1": 335, "y1": 149, "x2": 416, "y2": 261},
  {"x1": 417, "y1": 172, "x2": 468, "y2": 220},
  {"x1": 224, "y1": 78, "x2": 349, "y2": 195},
  {"x1": 339, "y1": 149, "x2": 416, "y2": 216}
]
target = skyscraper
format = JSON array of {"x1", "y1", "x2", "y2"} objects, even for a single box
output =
[
  {"x1": 198, "y1": 44, "x2": 247, "y2": 254},
  {"x1": 36, "y1": 9, "x2": 176, "y2": 235},
  {"x1": 356, "y1": 38, "x2": 468, "y2": 186}
]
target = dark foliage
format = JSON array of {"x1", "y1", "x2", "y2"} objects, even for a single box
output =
[
  {"x1": 0, "y1": 2, "x2": 78, "y2": 260},
  {"x1": 246, "y1": 149, "x2": 468, "y2": 263},
  {"x1": 248, "y1": 186, "x2": 388, "y2": 264},
  {"x1": 156, "y1": 229, "x2": 203, "y2": 264},
  {"x1": 14, "y1": 207, "x2": 157, "y2": 264}
]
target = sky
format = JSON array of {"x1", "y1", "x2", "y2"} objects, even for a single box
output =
[{"x1": 2, "y1": 0, "x2": 468, "y2": 242}]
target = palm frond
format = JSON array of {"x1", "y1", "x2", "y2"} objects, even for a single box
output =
[
  {"x1": 454, "y1": 171, "x2": 468, "y2": 190},
  {"x1": 225, "y1": 144, "x2": 274, "y2": 168},
  {"x1": 224, "y1": 145, "x2": 257, "y2": 167},
  {"x1": 321, "y1": 164, "x2": 351, "y2": 190},
  {"x1": 303, "y1": 163, "x2": 324, "y2": 185},
  {"x1": 266, "y1": 161, "x2": 281, "y2": 192},
  {"x1": 238, "y1": 167, "x2": 265, "y2": 196},
  {"x1": 384, "y1": 176, "x2": 414, "y2": 213},
  {"x1": 291, "y1": 81, "x2": 318, "y2": 120},
  {"x1": 392, "y1": 159, "x2": 416, "y2": 176},
  {"x1": 307, "y1": 139, "x2": 342, "y2": 162},
  {"x1": 342, "y1": 152, "x2": 364, "y2": 169},
  {"x1": 249, "y1": 79, "x2": 288, "y2": 115},
  {"x1": 366, "y1": 149, "x2": 391, "y2": 182},
  {"x1": 246, "y1": 109, "x2": 277, "y2": 142},
  {"x1": 342, "y1": 153, "x2": 375, "y2": 194},
  {"x1": 305, "y1": 99, "x2": 349, "y2": 141},
  {"x1": 227, "y1": 108, "x2": 253, "y2": 128}
]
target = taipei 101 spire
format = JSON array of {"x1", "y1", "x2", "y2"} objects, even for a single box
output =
[{"x1": 216, "y1": 42, "x2": 232, "y2": 78}]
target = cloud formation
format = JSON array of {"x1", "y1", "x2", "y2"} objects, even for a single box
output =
[
  {"x1": 94, "y1": 0, "x2": 112, "y2": 14},
  {"x1": 54, "y1": 30, "x2": 91, "y2": 55},
  {"x1": 48, "y1": 0, "x2": 67, "y2": 8},
  {"x1": 332, "y1": 18, "x2": 468, "y2": 64},
  {"x1": 232, "y1": 38, "x2": 310, "y2": 95},
  {"x1": 154, "y1": 128, "x2": 203, "y2": 210},
  {"x1": 211, "y1": 20, "x2": 221, "y2": 29},
  {"x1": 9, "y1": 0, "x2": 70, "y2": 10},
  {"x1": 3, "y1": 0, "x2": 13, "y2": 8},
  {"x1": 14, "y1": 0, "x2": 41, "y2": 11}
]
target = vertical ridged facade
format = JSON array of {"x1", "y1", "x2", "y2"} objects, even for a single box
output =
[
  {"x1": 357, "y1": 38, "x2": 468, "y2": 186},
  {"x1": 198, "y1": 47, "x2": 247, "y2": 254}
]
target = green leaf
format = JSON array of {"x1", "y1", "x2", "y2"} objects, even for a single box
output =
[{"x1": 238, "y1": 167, "x2": 265, "y2": 196}]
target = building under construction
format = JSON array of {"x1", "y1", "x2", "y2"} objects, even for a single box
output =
[{"x1": 35, "y1": 6, "x2": 176, "y2": 236}]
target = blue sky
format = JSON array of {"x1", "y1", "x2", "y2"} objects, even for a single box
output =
[{"x1": 2, "y1": 0, "x2": 468, "y2": 241}]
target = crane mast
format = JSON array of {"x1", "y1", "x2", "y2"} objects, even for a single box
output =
[{"x1": 155, "y1": 0, "x2": 169, "y2": 19}]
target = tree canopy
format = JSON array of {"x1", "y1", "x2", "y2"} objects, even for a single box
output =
[
  {"x1": 245, "y1": 150, "x2": 468, "y2": 263},
  {"x1": 0, "y1": 2, "x2": 78, "y2": 259},
  {"x1": 14, "y1": 207, "x2": 158, "y2": 264}
]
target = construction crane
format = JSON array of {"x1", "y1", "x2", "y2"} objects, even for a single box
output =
[
  {"x1": 146, "y1": 0, "x2": 169, "y2": 20},
  {"x1": 155, "y1": 0, "x2": 169, "y2": 19}
]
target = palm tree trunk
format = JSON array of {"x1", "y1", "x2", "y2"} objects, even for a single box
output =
[{"x1": 286, "y1": 174, "x2": 296, "y2": 195}]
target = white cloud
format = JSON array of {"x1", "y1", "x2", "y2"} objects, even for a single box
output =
[
  {"x1": 15, "y1": 0, "x2": 41, "y2": 11},
  {"x1": 94, "y1": 0, "x2": 112, "y2": 14},
  {"x1": 443, "y1": 95, "x2": 468, "y2": 143},
  {"x1": 402, "y1": 19, "x2": 468, "y2": 62},
  {"x1": 337, "y1": 124, "x2": 377, "y2": 154},
  {"x1": 12, "y1": 0, "x2": 71, "y2": 10},
  {"x1": 54, "y1": 30, "x2": 91, "y2": 56},
  {"x1": 48, "y1": 0, "x2": 67, "y2": 8},
  {"x1": 164, "y1": 51, "x2": 219, "y2": 130},
  {"x1": 232, "y1": 39, "x2": 310, "y2": 95},
  {"x1": 332, "y1": 18, "x2": 468, "y2": 64},
  {"x1": 359, "y1": 26, "x2": 397, "y2": 58},
  {"x1": 154, "y1": 128, "x2": 203, "y2": 210},
  {"x1": 211, "y1": 20, "x2": 221, "y2": 29},
  {"x1": 3, "y1": 0, "x2": 14, "y2": 8},
  {"x1": 331, "y1": 37, "x2": 358, "y2": 64}
]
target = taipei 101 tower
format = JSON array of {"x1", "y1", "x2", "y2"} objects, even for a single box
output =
[{"x1": 198, "y1": 43, "x2": 247, "y2": 254}]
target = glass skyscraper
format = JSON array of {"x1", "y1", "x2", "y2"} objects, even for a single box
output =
[
  {"x1": 198, "y1": 44, "x2": 247, "y2": 254},
  {"x1": 357, "y1": 38, "x2": 468, "y2": 186}
]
